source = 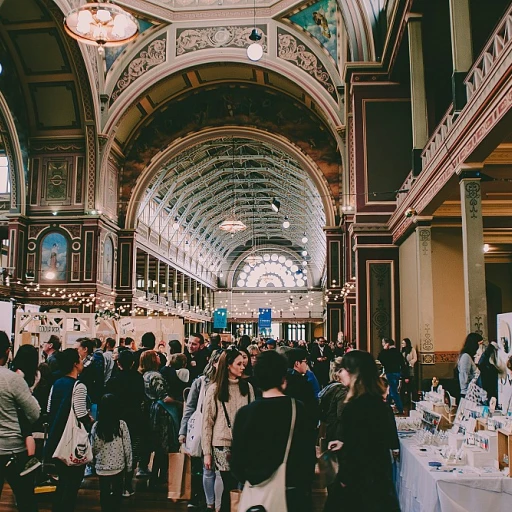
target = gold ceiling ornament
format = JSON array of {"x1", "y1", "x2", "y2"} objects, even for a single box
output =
[{"x1": 64, "y1": 1, "x2": 139, "y2": 47}]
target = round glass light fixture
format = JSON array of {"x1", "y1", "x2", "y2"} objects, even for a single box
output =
[
  {"x1": 172, "y1": 217, "x2": 179, "y2": 230},
  {"x1": 301, "y1": 233, "x2": 308, "y2": 244},
  {"x1": 64, "y1": 2, "x2": 139, "y2": 47},
  {"x1": 219, "y1": 219, "x2": 247, "y2": 233},
  {"x1": 282, "y1": 216, "x2": 290, "y2": 229},
  {"x1": 301, "y1": 250, "x2": 308, "y2": 257},
  {"x1": 247, "y1": 42, "x2": 263, "y2": 62}
]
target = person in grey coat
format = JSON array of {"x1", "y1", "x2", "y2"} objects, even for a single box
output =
[{"x1": 0, "y1": 331, "x2": 41, "y2": 512}]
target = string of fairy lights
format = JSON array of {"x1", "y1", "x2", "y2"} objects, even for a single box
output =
[{"x1": 16, "y1": 280, "x2": 212, "y2": 320}]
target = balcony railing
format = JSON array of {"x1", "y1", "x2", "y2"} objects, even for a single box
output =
[
  {"x1": 396, "y1": 170, "x2": 416, "y2": 208},
  {"x1": 394, "y1": 6, "x2": 512, "y2": 213},
  {"x1": 421, "y1": 104, "x2": 457, "y2": 169},
  {"x1": 465, "y1": 7, "x2": 512, "y2": 102}
]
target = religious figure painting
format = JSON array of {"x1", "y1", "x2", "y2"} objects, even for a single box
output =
[
  {"x1": 103, "y1": 237, "x2": 114, "y2": 288},
  {"x1": 288, "y1": 0, "x2": 338, "y2": 63},
  {"x1": 40, "y1": 232, "x2": 68, "y2": 281}
]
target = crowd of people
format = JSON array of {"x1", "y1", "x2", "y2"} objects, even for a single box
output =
[{"x1": 0, "y1": 331, "x2": 405, "y2": 512}]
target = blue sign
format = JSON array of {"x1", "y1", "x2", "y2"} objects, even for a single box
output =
[
  {"x1": 213, "y1": 308, "x2": 228, "y2": 329},
  {"x1": 258, "y1": 308, "x2": 272, "y2": 330}
]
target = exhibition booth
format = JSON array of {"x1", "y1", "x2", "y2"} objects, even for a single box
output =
[{"x1": 395, "y1": 314, "x2": 512, "y2": 512}]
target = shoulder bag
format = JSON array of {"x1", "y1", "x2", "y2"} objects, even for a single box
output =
[
  {"x1": 52, "y1": 381, "x2": 93, "y2": 466},
  {"x1": 237, "y1": 398, "x2": 296, "y2": 512},
  {"x1": 185, "y1": 376, "x2": 206, "y2": 457}
]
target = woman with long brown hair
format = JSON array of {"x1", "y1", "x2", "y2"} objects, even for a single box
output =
[
  {"x1": 202, "y1": 346, "x2": 254, "y2": 512},
  {"x1": 325, "y1": 350, "x2": 400, "y2": 512}
]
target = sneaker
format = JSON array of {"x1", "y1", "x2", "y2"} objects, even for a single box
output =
[
  {"x1": 84, "y1": 465, "x2": 95, "y2": 478},
  {"x1": 135, "y1": 468, "x2": 151, "y2": 478},
  {"x1": 122, "y1": 489, "x2": 135, "y2": 497},
  {"x1": 20, "y1": 457, "x2": 41, "y2": 477}
]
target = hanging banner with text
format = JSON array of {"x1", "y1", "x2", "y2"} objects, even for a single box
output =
[
  {"x1": 213, "y1": 308, "x2": 228, "y2": 329},
  {"x1": 258, "y1": 308, "x2": 272, "y2": 330}
]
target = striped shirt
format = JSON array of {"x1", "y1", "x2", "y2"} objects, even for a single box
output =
[{"x1": 47, "y1": 380, "x2": 88, "y2": 418}]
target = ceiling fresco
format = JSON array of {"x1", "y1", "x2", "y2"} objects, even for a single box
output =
[{"x1": 121, "y1": 83, "x2": 341, "y2": 215}]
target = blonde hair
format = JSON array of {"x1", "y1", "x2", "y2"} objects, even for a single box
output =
[{"x1": 329, "y1": 356, "x2": 344, "y2": 382}]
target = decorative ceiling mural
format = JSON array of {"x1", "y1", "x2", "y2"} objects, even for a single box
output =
[
  {"x1": 122, "y1": 83, "x2": 341, "y2": 207},
  {"x1": 105, "y1": 19, "x2": 155, "y2": 72},
  {"x1": 286, "y1": 0, "x2": 338, "y2": 64}
]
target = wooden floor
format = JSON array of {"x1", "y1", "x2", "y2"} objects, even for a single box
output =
[
  {"x1": 0, "y1": 477, "x2": 189, "y2": 511},
  {"x1": 0, "y1": 478, "x2": 327, "y2": 511}
]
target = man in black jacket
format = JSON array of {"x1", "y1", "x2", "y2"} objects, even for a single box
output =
[
  {"x1": 309, "y1": 337, "x2": 333, "y2": 388},
  {"x1": 231, "y1": 350, "x2": 314, "y2": 512},
  {"x1": 284, "y1": 349, "x2": 319, "y2": 432},
  {"x1": 184, "y1": 333, "x2": 209, "y2": 383},
  {"x1": 378, "y1": 338, "x2": 404, "y2": 414}
]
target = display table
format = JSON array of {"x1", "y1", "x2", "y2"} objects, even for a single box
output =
[{"x1": 397, "y1": 438, "x2": 512, "y2": 512}]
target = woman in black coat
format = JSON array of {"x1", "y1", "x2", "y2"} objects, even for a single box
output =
[{"x1": 325, "y1": 350, "x2": 400, "y2": 512}]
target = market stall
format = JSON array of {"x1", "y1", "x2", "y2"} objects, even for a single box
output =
[
  {"x1": 14, "y1": 310, "x2": 96, "y2": 360},
  {"x1": 396, "y1": 380, "x2": 512, "y2": 512}
]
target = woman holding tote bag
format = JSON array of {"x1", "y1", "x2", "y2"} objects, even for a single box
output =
[
  {"x1": 231, "y1": 351, "x2": 314, "y2": 512},
  {"x1": 46, "y1": 348, "x2": 93, "y2": 512},
  {"x1": 202, "y1": 347, "x2": 254, "y2": 512}
]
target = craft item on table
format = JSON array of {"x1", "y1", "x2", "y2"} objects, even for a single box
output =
[{"x1": 395, "y1": 416, "x2": 422, "y2": 433}]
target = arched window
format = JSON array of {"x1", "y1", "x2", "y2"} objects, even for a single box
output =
[
  {"x1": 0, "y1": 154, "x2": 10, "y2": 194},
  {"x1": 235, "y1": 253, "x2": 307, "y2": 288},
  {"x1": 103, "y1": 237, "x2": 114, "y2": 288},
  {"x1": 40, "y1": 232, "x2": 68, "y2": 282}
]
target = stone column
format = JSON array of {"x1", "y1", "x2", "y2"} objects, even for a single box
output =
[
  {"x1": 448, "y1": 0, "x2": 473, "y2": 110},
  {"x1": 165, "y1": 264, "x2": 170, "y2": 301},
  {"x1": 459, "y1": 170, "x2": 487, "y2": 337},
  {"x1": 407, "y1": 14, "x2": 429, "y2": 175},
  {"x1": 155, "y1": 259, "x2": 160, "y2": 296},
  {"x1": 415, "y1": 222, "x2": 435, "y2": 365},
  {"x1": 144, "y1": 253, "x2": 149, "y2": 294}
]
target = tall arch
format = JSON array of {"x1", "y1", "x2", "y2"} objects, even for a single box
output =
[
  {"x1": 124, "y1": 126, "x2": 337, "y2": 232},
  {"x1": 0, "y1": 92, "x2": 26, "y2": 215}
]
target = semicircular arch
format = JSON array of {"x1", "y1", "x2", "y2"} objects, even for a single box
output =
[
  {"x1": 104, "y1": 36, "x2": 342, "y2": 138},
  {"x1": 124, "y1": 125, "x2": 336, "y2": 232},
  {"x1": 0, "y1": 92, "x2": 26, "y2": 215}
]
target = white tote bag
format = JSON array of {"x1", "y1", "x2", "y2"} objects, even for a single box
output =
[
  {"x1": 53, "y1": 382, "x2": 93, "y2": 466},
  {"x1": 237, "y1": 398, "x2": 296, "y2": 512},
  {"x1": 185, "y1": 377, "x2": 206, "y2": 457}
]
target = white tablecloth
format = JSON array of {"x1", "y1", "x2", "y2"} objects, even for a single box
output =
[{"x1": 397, "y1": 438, "x2": 512, "y2": 512}]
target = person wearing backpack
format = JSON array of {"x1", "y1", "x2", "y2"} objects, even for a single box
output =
[{"x1": 91, "y1": 393, "x2": 132, "y2": 512}]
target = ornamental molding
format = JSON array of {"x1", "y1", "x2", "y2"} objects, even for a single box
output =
[
  {"x1": 176, "y1": 25, "x2": 267, "y2": 55},
  {"x1": 464, "y1": 181, "x2": 481, "y2": 219},
  {"x1": 110, "y1": 36, "x2": 167, "y2": 104},
  {"x1": 28, "y1": 225, "x2": 50, "y2": 240},
  {"x1": 277, "y1": 29, "x2": 335, "y2": 97},
  {"x1": 418, "y1": 228, "x2": 431, "y2": 256}
]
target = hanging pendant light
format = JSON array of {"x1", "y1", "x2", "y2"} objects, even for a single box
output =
[
  {"x1": 64, "y1": 1, "x2": 139, "y2": 47},
  {"x1": 219, "y1": 138, "x2": 247, "y2": 234},
  {"x1": 247, "y1": 0, "x2": 263, "y2": 61}
]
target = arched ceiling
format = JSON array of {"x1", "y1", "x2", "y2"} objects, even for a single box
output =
[
  {"x1": 137, "y1": 136, "x2": 326, "y2": 283},
  {"x1": 112, "y1": 0, "x2": 387, "y2": 62},
  {"x1": 120, "y1": 82, "x2": 341, "y2": 224}
]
